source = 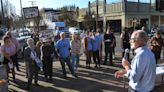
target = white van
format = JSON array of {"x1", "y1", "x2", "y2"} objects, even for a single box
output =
[{"x1": 69, "y1": 27, "x2": 82, "y2": 34}]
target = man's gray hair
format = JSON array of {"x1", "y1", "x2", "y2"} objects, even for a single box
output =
[
  {"x1": 137, "y1": 30, "x2": 148, "y2": 44},
  {"x1": 26, "y1": 38, "x2": 34, "y2": 44}
]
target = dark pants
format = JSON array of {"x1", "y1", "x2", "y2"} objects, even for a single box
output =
[
  {"x1": 13, "y1": 53, "x2": 19, "y2": 70},
  {"x1": 92, "y1": 50, "x2": 100, "y2": 67},
  {"x1": 4, "y1": 56, "x2": 16, "y2": 81},
  {"x1": 85, "y1": 50, "x2": 92, "y2": 67},
  {"x1": 152, "y1": 50, "x2": 161, "y2": 64},
  {"x1": 43, "y1": 59, "x2": 53, "y2": 78},
  {"x1": 59, "y1": 57, "x2": 75, "y2": 77},
  {"x1": 104, "y1": 49, "x2": 113, "y2": 65},
  {"x1": 27, "y1": 64, "x2": 39, "y2": 87}
]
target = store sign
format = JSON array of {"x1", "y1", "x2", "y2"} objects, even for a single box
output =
[{"x1": 23, "y1": 7, "x2": 39, "y2": 19}]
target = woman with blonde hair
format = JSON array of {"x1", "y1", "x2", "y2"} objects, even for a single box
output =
[{"x1": 70, "y1": 32, "x2": 81, "y2": 71}]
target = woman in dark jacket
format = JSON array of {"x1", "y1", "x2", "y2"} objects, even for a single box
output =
[
  {"x1": 24, "y1": 38, "x2": 40, "y2": 90},
  {"x1": 41, "y1": 38, "x2": 54, "y2": 81},
  {"x1": 120, "y1": 27, "x2": 131, "y2": 61}
]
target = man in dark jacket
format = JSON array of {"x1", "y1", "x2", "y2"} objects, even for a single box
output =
[{"x1": 103, "y1": 27, "x2": 115, "y2": 65}]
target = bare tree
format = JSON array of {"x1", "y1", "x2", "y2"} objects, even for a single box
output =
[
  {"x1": 58, "y1": 5, "x2": 78, "y2": 27},
  {"x1": 83, "y1": 12, "x2": 95, "y2": 30}
]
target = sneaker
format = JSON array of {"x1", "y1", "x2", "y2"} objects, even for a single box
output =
[
  {"x1": 17, "y1": 68, "x2": 21, "y2": 71},
  {"x1": 35, "y1": 83, "x2": 40, "y2": 86},
  {"x1": 73, "y1": 74, "x2": 78, "y2": 78},
  {"x1": 103, "y1": 63, "x2": 106, "y2": 65},
  {"x1": 95, "y1": 65, "x2": 98, "y2": 68},
  {"x1": 99, "y1": 66, "x2": 102, "y2": 68},
  {"x1": 63, "y1": 76, "x2": 67, "y2": 79},
  {"x1": 13, "y1": 80, "x2": 17, "y2": 84},
  {"x1": 25, "y1": 85, "x2": 30, "y2": 90}
]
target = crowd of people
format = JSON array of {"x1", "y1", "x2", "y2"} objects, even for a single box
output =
[{"x1": 0, "y1": 25, "x2": 163, "y2": 91}]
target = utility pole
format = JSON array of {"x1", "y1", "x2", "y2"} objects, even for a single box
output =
[
  {"x1": 96, "y1": 0, "x2": 98, "y2": 29},
  {"x1": 20, "y1": 0, "x2": 23, "y2": 18},
  {"x1": 1, "y1": 0, "x2": 4, "y2": 27},
  {"x1": 20, "y1": 0, "x2": 25, "y2": 34},
  {"x1": 103, "y1": 0, "x2": 106, "y2": 32},
  {"x1": 29, "y1": 1, "x2": 36, "y2": 7}
]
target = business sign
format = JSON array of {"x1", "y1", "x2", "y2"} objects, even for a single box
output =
[{"x1": 23, "y1": 7, "x2": 39, "y2": 19}]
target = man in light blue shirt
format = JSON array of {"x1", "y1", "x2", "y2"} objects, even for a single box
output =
[
  {"x1": 55, "y1": 32, "x2": 77, "y2": 79},
  {"x1": 115, "y1": 30, "x2": 156, "y2": 92},
  {"x1": 55, "y1": 36, "x2": 70, "y2": 58}
]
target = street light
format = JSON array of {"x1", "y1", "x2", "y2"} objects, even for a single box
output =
[
  {"x1": 92, "y1": 14, "x2": 96, "y2": 31},
  {"x1": 92, "y1": 14, "x2": 95, "y2": 19}
]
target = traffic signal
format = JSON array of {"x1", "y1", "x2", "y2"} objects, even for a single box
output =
[{"x1": 156, "y1": 0, "x2": 164, "y2": 11}]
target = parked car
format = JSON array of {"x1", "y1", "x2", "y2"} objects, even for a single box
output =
[
  {"x1": 0, "y1": 28, "x2": 8, "y2": 36},
  {"x1": 18, "y1": 29, "x2": 31, "y2": 37},
  {"x1": 69, "y1": 27, "x2": 82, "y2": 34}
]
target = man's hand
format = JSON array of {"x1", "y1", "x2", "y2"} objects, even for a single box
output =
[
  {"x1": 115, "y1": 70, "x2": 126, "y2": 78},
  {"x1": 122, "y1": 58, "x2": 130, "y2": 71}
]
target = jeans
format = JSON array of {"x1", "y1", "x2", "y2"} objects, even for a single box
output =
[
  {"x1": 60, "y1": 57, "x2": 75, "y2": 77},
  {"x1": 85, "y1": 50, "x2": 92, "y2": 67},
  {"x1": 92, "y1": 50, "x2": 100, "y2": 67},
  {"x1": 71, "y1": 54, "x2": 80, "y2": 71}
]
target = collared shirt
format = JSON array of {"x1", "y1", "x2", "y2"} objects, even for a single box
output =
[
  {"x1": 87, "y1": 37, "x2": 92, "y2": 51},
  {"x1": 91, "y1": 35, "x2": 101, "y2": 51},
  {"x1": 70, "y1": 40, "x2": 81, "y2": 55},
  {"x1": 126, "y1": 46, "x2": 156, "y2": 92},
  {"x1": 55, "y1": 38, "x2": 70, "y2": 58}
]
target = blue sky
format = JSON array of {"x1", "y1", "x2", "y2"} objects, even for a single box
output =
[
  {"x1": 9, "y1": 0, "x2": 96, "y2": 11},
  {"x1": 9, "y1": 0, "x2": 153, "y2": 15}
]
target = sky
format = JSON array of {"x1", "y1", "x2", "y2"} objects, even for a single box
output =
[
  {"x1": 9, "y1": 0, "x2": 152, "y2": 15},
  {"x1": 9, "y1": 0, "x2": 96, "y2": 15}
]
